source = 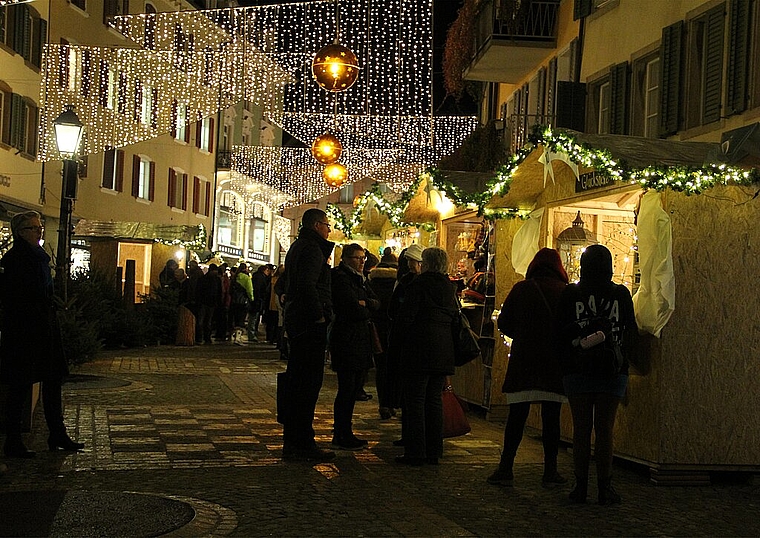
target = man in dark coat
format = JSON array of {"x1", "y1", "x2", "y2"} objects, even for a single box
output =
[
  {"x1": 195, "y1": 263, "x2": 222, "y2": 344},
  {"x1": 368, "y1": 260, "x2": 398, "y2": 419},
  {"x1": 0, "y1": 211, "x2": 84, "y2": 457},
  {"x1": 330, "y1": 244, "x2": 380, "y2": 449},
  {"x1": 280, "y1": 208, "x2": 335, "y2": 462},
  {"x1": 250, "y1": 264, "x2": 271, "y2": 341}
]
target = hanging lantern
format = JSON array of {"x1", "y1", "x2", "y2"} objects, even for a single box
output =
[
  {"x1": 312, "y1": 43, "x2": 359, "y2": 92},
  {"x1": 311, "y1": 132, "x2": 343, "y2": 164},
  {"x1": 323, "y1": 163, "x2": 348, "y2": 187},
  {"x1": 556, "y1": 211, "x2": 597, "y2": 282}
]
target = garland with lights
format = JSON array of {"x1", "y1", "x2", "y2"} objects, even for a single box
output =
[{"x1": 153, "y1": 223, "x2": 207, "y2": 251}]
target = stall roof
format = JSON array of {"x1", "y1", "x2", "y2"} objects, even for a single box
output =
[
  {"x1": 74, "y1": 220, "x2": 201, "y2": 243},
  {"x1": 487, "y1": 132, "x2": 722, "y2": 209}
]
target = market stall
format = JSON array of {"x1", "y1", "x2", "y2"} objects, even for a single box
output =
[{"x1": 478, "y1": 130, "x2": 760, "y2": 483}]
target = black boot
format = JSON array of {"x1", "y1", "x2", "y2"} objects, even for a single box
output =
[
  {"x1": 568, "y1": 474, "x2": 588, "y2": 503},
  {"x1": 48, "y1": 432, "x2": 85, "y2": 452},
  {"x1": 598, "y1": 476, "x2": 621, "y2": 505},
  {"x1": 4, "y1": 435, "x2": 35, "y2": 458}
]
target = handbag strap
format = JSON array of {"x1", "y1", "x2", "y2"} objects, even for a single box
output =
[{"x1": 532, "y1": 280, "x2": 555, "y2": 316}]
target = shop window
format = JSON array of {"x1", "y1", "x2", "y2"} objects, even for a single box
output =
[
  {"x1": 631, "y1": 53, "x2": 660, "y2": 137},
  {"x1": 131, "y1": 154, "x2": 154, "y2": 201},
  {"x1": 218, "y1": 191, "x2": 243, "y2": 248},
  {"x1": 684, "y1": 5, "x2": 726, "y2": 129},
  {"x1": 249, "y1": 218, "x2": 267, "y2": 253},
  {"x1": 167, "y1": 168, "x2": 187, "y2": 210}
]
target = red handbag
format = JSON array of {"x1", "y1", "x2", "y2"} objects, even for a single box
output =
[{"x1": 442, "y1": 380, "x2": 470, "y2": 438}]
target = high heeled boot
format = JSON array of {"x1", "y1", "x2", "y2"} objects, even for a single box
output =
[
  {"x1": 597, "y1": 476, "x2": 622, "y2": 505},
  {"x1": 568, "y1": 474, "x2": 588, "y2": 503},
  {"x1": 47, "y1": 429, "x2": 85, "y2": 452}
]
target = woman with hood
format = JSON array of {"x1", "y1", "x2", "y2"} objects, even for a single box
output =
[
  {"x1": 487, "y1": 248, "x2": 569, "y2": 488},
  {"x1": 556, "y1": 244, "x2": 638, "y2": 505}
]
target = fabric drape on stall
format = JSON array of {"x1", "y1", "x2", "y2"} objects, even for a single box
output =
[
  {"x1": 511, "y1": 207, "x2": 544, "y2": 276},
  {"x1": 632, "y1": 190, "x2": 675, "y2": 337}
]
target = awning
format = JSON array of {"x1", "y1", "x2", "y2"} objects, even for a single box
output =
[{"x1": 73, "y1": 220, "x2": 201, "y2": 244}]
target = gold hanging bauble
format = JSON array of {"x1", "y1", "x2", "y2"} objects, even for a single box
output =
[
  {"x1": 311, "y1": 132, "x2": 343, "y2": 164},
  {"x1": 323, "y1": 163, "x2": 348, "y2": 187},
  {"x1": 312, "y1": 43, "x2": 360, "y2": 92}
]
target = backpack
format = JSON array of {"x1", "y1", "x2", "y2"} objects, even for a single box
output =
[
  {"x1": 568, "y1": 316, "x2": 624, "y2": 377},
  {"x1": 230, "y1": 280, "x2": 249, "y2": 307}
]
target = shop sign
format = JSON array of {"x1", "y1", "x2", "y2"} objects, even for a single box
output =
[
  {"x1": 246, "y1": 250, "x2": 270, "y2": 263},
  {"x1": 575, "y1": 171, "x2": 616, "y2": 193},
  {"x1": 218, "y1": 244, "x2": 243, "y2": 257}
]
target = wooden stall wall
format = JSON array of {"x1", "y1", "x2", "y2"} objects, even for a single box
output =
[{"x1": 655, "y1": 186, "x2": 760, "y2": 467}]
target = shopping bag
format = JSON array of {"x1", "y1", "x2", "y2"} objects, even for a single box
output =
[{"x1": 442, "y1": 382, "x2": 470, "y2": 438}]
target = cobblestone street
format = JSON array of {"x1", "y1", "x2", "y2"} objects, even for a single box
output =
[{"x1": 0, "y1": 342, "x2": 757, "y2": 537}]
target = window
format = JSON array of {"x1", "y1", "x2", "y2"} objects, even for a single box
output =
[
  {"x1": 684, "y1": 5, "x2": 725, "y2": 129},
  {"x1": 139, "y1": 83, "x2": 157, "y2": 127},
  {"x1": 192, "y1": 176, "x2": 211, "y2": 216},
  {"x1": 338, "y1": 184, "x2": 354, "y2": 204},
  {"x1": 144, "y1": 4, "x2": 156, "y2": 49},
  {"x1": 587, "y1": 77, "x2": 610, "y2": 134},
  {"x1": 103, "y1": 0, "x2": 129, "y2": 25},
  {"x1": 728, "y1": 0, "x2": 760, "y2": 113},
  {"x1": 174, "y1": 25, "x2": 194, "y2": 72},
  {"x1": 131, "y1": 155, "x2": 154, "y2": 201},
  {"x1": 632, "y1": 53, "x2": 660, "y2": 137},
  {"x1": 66, "y1": 46, "x2": 81, "y2": 94},
  {"x1": 70, "y1": 0, "x2": 86, "y2": 10},
  {"x1": 196, "y1": 116, "x2": 214, "y2": 153},
  {"x1": 102, "y1": 147, "x2": 124, "y2": 190},
  {"x1": 1, "y1": 92, "x2": 38, "y2": 156},
  {"x1": 250, "y1": 219, "x2": 267, "y2": 253},
  {"x1": 0, "y1": 84, "x2": 10, "y2": 146},
  {"x1": 167, "y1": 168, "x2": 187, "y2": 210},
  {"x1": 173, "y1": 101, "x2": 188, "y2": 142},
  {"x1": 218, "y1": 191, "x2": 243, "y2": 247},
  {"x1": 2, "y1": 5, "x2": 47, "y2": 69}
]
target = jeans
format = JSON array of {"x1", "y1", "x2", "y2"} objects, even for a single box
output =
[
  {"x1": 283, "y1": 323, "x2": 328, "y2": 450},
  {"x1": 334, "y1": 369, "x2": 363, "y2": 437},
  {"x1": 499, "y1": 401, "x2": 562, "y2": 473},
  {"x1": 402, "y1": 373, "x2": 446, "y2": 459}
]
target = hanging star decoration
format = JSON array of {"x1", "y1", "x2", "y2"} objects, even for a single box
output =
[{"x1": 537, "y1": 147, "x2": 580, "y2": 187}]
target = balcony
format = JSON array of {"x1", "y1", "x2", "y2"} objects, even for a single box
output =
[
  {"x1": 217, "y1": 149, "x2": 232, "y2": 170},
  {"x1": 464, "y1": 0, "x2": 560, "y2": 83}
]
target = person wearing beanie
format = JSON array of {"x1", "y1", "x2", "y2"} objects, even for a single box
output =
[
  {"x1": 487, "y1": 248, "x2": 569, "y2": 488},
  {"x1": 556, "y1": 244, "x2": 639, "y2": 505}
]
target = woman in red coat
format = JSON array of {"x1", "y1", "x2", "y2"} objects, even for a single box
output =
[{"x1": 487, "y1": 248, "x2": 568, "y2": 487}]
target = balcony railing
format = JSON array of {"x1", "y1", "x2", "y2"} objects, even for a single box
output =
[
  {"x1": 508, "y1": 113, "x2": 556, "y2": 154},
  {"x1": 474, "y1": 0, "x2": 561, "y2": 54}
]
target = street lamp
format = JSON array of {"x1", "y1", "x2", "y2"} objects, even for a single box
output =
[{"x1": 52, "y1": 105, "x2": 84, "y2": 302}]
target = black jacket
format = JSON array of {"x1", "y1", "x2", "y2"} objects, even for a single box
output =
[
  {"x1": 251, "y1": 269, "x2": 270, "y2": 313},
  {"x1": 395, "y1": 271, "x2": 459, "y2": 375},
  {"x1": 329, "y1": 263, "x2": 380, "y2": 371},
  {"x1": 282, "y1": 227, "x2": 335, "y2": 338},
  {"x1": 0, "y1": 240, "x2": 67, "y2": 384}
]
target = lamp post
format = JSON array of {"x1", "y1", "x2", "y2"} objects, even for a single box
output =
[{"x1": 52, "y1": 105, "x2": 84, "y2": 302}]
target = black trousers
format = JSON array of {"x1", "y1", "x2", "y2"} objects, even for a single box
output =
[
  {"x1": 4, "y1": 380, "x2": 65, "y2": 438},
  {"x1": 499, "y1": 400, "x2": 562, "y2": 472},
  {"x1": 402, "y1": 373, "x2": 445, "y2": 459},
  {"x1": 334, "y1": 369, "x2": 363, "y2": 437},
  {"x1": 282, "y1": 323, "x2": 327, "y2": 450}
]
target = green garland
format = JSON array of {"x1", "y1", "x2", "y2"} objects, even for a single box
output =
[
  {"x1": 154, "y1": 223, "x2": 207, "y2": 250},
  {"x1": 324, "y1": 125, "x2": 760, "y2": 234}
]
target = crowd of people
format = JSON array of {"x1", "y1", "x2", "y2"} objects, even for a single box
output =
[
  {"x1": 0, "y1": 207, "x2": 638, "y2": 508},
  {"x1": 159, "y1": 257, "x2": 285, "y2": 352}
]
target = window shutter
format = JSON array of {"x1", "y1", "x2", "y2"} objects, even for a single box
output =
[
  {"x1": 182, "y1": 173, "x2": 188, "y2": 210},
  {"x1": 702, "y1": 5, "x2": 725, "y2": 124},
  {"x1": 104, "y1": 0, "x2": 117, "y2": 24},
  {"x1": 659, "y1": 21, "x2": 683, "y2": 137},
  {"x1": 103, "y1": 147, "x2": 115, "y2": 188},
  {"x1": 537, "y1": 67, "x2": 547, "y2": 117},
  {"x1": 556, "y1": 81, "x2": 586, "y2": 131},
  {"x1": 134, "y1": 80, "x2": 142, "y2": 122},
  {"x1": 574, "y1": 0, "x2": 593, "y2": 20},
  {"x1": 26, "y1": 102, "x2": 37, "y2": 156},
  {"x1": 33, "y1": 18, "x2": 46, "y2": 68},
  {"x1": 184, "y1": 114, "x2": 191, "y2": 143},
  {"x1": 195, "y1": 116, "x2": 202, "y2": 148},
  {"x1": 547, "y1": 57, "x2": 558, "y2": 116},
  {"x1": 21, "y1": 6, "x2": 31, "y2": 61},
  {"x1": 168, "y1": 168, "x2": 176, "y2": 206},
  {"x1": 193, "y1": 176, "x2": 200, "y2": 213},
  {"x1": 170, "y1": 100, "x2": 177, "y2": 138},
  {"x1": 727, "y1": 0, "x2": 751, "y2": 114},
  {"x1": 0, "y1": 9, "x2": 5, "y2": 45},
  {"x1": 82, "y1": 50, "x2": 92, "y2": 97},
  {"x1": 204, "y1": 182, "x2": 211, "y2": 216},
  {"x1": 12, "y1": 5, "x2": 25, "y2": 55},
  {"x1": 99, "y1": 61, "x2": 108, "y2": 107},
  {"x1": 609, "y1": 62, "x2": 630, "y2": 134},
  {"x1": 116, "y1": 150, "x2": 124, "y2": 191},
  {"x1": 208, "y1": 117, "x2": 215, "y2": 153},
  {"x1": 151, "y1": 88, "x2": 158, "y2": 129},
  {"x1": 10, "y1": 94, "x2": 24, "y2": 150},
  {"x1": 131, "y1": 154, "x2": 140, "y2": 197},
  {"x1": 148, "y1": 161, "x2": 155, "y2": 201},
  {"x1": 118, "y1": 73, "x2": 127, "y2": 114}
]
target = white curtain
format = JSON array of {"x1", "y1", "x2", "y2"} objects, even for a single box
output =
[
  {"x1": 632, "y1": 190, "x2": 675, "y2": 337},
  {"x1": 511, "y1": 208, "x2": 544, "y2": 276}
]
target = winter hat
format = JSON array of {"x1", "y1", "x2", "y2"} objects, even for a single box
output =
[
  {"x1": 405, "y1": 244, "x2": 424, "y2": 262},
  {"x1": 580, "y1": 244, "x2": 613, "y2": 284}
]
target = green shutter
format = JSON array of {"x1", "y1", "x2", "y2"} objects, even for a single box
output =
[
  {"x1": 609, "y1": 62, "x2": 630, "y2": 134},
  {"x1": 727, "y1": 0, "x2": 749, "y2": 115},
  {"x1": 33, "y1": 18, "x2": 47, "y2": 68},
  {"x1": 0, "y1": 9, "x2": 6, "y2": 45},
  {"x1": 659, "y1": 21, "x2": 683, "y2": 137},
  {"x1": 702, "y1": 5, "x2": 725, "y2": 124},
  {"x1": 10, "y1": 93, "x2": 23, "y2": 150}
]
